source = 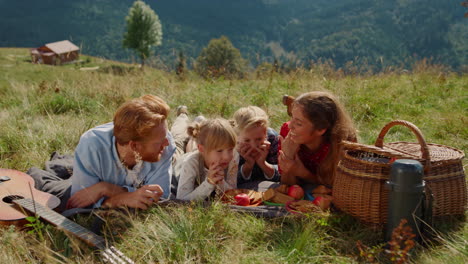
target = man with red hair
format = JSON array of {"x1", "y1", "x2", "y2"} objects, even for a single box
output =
[
  {"x1": 67, "y1": 94, "x2": 175, "y2": 210},
  {"x1": 31, "y1": 94, "x2": 176, "y2": 211}
]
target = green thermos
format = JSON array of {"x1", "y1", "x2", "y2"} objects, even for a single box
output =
[{"x1": 385, "y1": 159, "x2": 425, "y2": 242}]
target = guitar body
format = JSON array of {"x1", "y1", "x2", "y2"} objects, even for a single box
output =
[
  {"x1": 0, "y1": 169, "x2": 134, "y2": 263},
  {"x1": 0, "y1": 168, "x2": 60, "y2": 226}
]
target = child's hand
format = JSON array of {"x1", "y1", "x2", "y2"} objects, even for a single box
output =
[
  {"x1": 207, "y1": 161, "x2": 225, "y2": 185},
  {"x1": 238, "y1": 142, "x2": 257, "y2": 166},
  {"x1": 279, "y1": 134, "x2": 299, "y2": 160},
  {"x1": 255, "y1": 140, "x2": 270, "y2": 165}
]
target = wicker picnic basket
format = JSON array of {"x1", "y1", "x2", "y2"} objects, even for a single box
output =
[{"x1": 333, "y1": 120, "x2": 466, "y2": 225}]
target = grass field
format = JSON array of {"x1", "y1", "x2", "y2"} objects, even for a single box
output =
[{"x1": 0, "y1": 48, "x2": 466, "y2": 263}]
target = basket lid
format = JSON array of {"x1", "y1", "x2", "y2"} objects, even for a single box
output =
[{"x1": 384, "y1": 142, "x2": 465, "y2": 162}]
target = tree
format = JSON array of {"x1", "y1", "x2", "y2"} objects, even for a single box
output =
[
  {"x1": 195, "y1": 36, "x2": 247, "y2": 79},
  {"x1": 123, "y1": 0, "x2": 162, "y2": 67},
  {"x1": 175, "y1": 50, "x2": 186, "y2": 78}
]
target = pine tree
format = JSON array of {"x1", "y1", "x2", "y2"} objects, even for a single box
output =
[{"x1": 123, "y1": 0, "x2": 162, "y2": 67}]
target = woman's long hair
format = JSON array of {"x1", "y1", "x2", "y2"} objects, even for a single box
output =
[{"x1": 295, "y1": 91, "x2": 357, "y2": 185}]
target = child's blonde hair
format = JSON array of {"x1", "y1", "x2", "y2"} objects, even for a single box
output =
[
  {"x1": 232, "y1": 106, "x2": 268, "y2": 133},
  {"x1": 187, "y1": 118, "x2": 236, "y2": 152}
]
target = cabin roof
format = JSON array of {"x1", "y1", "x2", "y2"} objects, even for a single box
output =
[{"x1": 45, "y1": 40, "x2": 79, "y2": 54}]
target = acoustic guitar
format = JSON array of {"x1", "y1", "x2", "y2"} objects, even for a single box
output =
[
  {"x1": 0, "y1": 168, "x2": 134, "y2": 263},
  {"x1": 0, "y1": 168, "x2": 60, "y2": 226}
]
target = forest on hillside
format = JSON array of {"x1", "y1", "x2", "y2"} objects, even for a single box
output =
[{"x1": 0, "y1": 0, "x2": 466, "y2": 71}]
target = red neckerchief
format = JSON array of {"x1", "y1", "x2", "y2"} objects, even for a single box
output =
[{"x1": 279, "y1": 122, "x2": 330, "y2": 174}]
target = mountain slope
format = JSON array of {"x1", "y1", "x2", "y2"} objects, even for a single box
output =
[{"x1": 0, "y1": 0, "x2": 465, "y2": 69}]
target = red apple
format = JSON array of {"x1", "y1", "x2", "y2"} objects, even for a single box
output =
[
  {"x1": 287, "y1": 185, "x2": 304, "y2": 200},
  {"x1": 234, "y1": 193, "x2": 250, "y2": 206},
  {"x1": 312, "y1": 196, "x2": 323, "y2": 207},
  {"x1": 312, "y1": 195, "x2": 333, "y2": 210}
]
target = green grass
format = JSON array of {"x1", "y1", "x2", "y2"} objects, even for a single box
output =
[{"x1": 0, "y1": 48, "x2": 466, "y2": 263}]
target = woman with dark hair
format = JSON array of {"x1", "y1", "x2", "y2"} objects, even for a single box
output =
[{"x1": 278, "y1": 91, "x2": 357, "y2": 187}]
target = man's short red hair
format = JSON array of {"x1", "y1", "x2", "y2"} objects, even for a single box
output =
[{"x1": 113, "y1": 94, "x2": 170, "y2": 145}]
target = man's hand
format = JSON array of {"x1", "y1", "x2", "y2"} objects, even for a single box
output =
[
  {"x1": 66, "y1": 182, "x2": 126, "y2": 209},
  {"x1": 102, "y1": 184, "x2": 163, "y2": 210}
]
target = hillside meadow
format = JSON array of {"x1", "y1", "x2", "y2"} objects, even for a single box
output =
[
  {"x1": 2, "y1": 0, "x2": 465, "y2": 70},
  {"x1": 0, "y1": 48, "x2": 466, "y2": 263}
]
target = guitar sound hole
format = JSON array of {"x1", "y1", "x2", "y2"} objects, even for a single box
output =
[{"x1": 2, "y1": 195, "x2": 24, "y2": 204}]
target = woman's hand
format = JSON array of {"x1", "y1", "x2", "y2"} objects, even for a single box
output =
[
  {"x1": 279, "y1": 134, "x2": 299, "y2": 160},
  {"x1": 278, "y1": 150, "x2": 296, "y2": 175},
  {"x1": 279, "y1": 150, "x2": 316, "y2": 184},
  {"x1": 278, "y1": 151, "x2": 308, "y2": 177}
]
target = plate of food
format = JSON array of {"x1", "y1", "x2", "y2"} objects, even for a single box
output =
[{"x1": 221, "y1": 189, "x2": 263, "y2": 206}]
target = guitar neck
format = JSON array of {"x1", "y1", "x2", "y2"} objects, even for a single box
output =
[{"x1": 13, "y1": 197, "x2": 106, "y2": 250}]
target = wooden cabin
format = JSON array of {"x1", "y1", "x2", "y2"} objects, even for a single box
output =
[{"x1": 31, "y1": 40, "x2": 79, "y2": 65}]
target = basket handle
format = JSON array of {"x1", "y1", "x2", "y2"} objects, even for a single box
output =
[{"x1": 375, "y1": 120, "x2": 431, "y2": 167}]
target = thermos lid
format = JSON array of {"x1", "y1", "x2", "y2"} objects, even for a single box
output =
[{"x1": 385, "y1": 159, "x2": 425, "y2": 192}]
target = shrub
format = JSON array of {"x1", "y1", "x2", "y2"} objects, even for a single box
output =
[{"x1": 195, "y1": 36, "x2": 247, "y2": 79}]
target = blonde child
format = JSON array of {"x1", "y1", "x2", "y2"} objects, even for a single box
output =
[
  {"x1": 175, "y1": 118, "x2": 238, "y2": 201},
  {"x1": 233, "y1": 106, "x2": 280, "y2": 189}
]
